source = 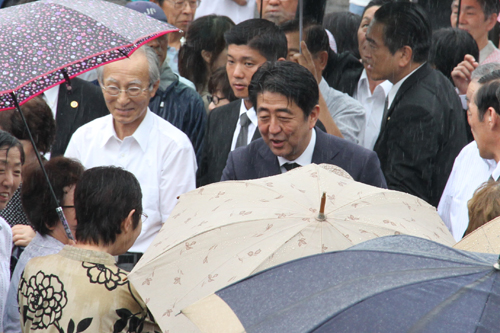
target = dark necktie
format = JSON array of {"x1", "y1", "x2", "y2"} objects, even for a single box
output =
[
  {"x1": 283, "y1": 162, "x2": 301, "y2": 172},
  {"x1": 235, "y1": 112, "x2": 251, "y2": 148}
]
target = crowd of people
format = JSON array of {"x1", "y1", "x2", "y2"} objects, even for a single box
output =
[{"x1": 1, "y1": 0, "x2": 500, "y2": 331}]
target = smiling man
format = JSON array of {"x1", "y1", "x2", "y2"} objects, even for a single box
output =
[
  {"x1": 221, "y1": 61, "x2": 386, "y2": 188},
  {"x1": 65, "y1": 46, "x2": 196, "y2": 270},
  {"x1": 451, "y1": 0, "x2": 500, "y2": 64},
  {"x1": 366, "y1": 2, "x2": 467, "y2": 206}
]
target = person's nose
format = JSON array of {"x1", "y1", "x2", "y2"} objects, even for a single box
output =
[
  {"x1": 233, "y1": 63, "x2": 245, "y2": 79},
  {"x1": 116, "y1": 90, "x2": 131, "y2": 105},
  {"x1": 458, "y1": 10, "x2": 467, "y2": 26},
  {"x1": 267, "y1": 0, "x2": 280, "y2": 5},
  {"x1": 269, "y1": 116, "x2": 281, "y2": 135},
  {"x1": 182, "y1": 1, "x2": 194, "y2": 15},
  {"x1": 1, "y1": 171, "x2": 14, "y2": 188}
]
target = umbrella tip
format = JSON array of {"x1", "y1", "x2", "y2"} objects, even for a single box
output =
[{"x1": 317, "y1": 192, "x2": 326, "y2": 221}]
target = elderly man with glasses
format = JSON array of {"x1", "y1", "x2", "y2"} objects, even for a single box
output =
[{"x1": 65, "y1": 45, "x2": 197, "y2": 271}]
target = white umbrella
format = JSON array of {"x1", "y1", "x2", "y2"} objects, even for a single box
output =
[{"x1": 128, "y1": 164, "x2": 455, "y2": 332}]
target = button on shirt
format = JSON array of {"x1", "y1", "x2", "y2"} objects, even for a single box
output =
[
  {"x1": 231, "y1": 99, "x2": 258, "y2": 151},
  {"x1": 438, "y1": 141, "x2": 496, "y2": 241},
  {"x1": 65, "y1": 110, "x2": 197, "y2": 253},
  {"x1": 277, "y1": 129, "x2": 316, "y2": 173},
  {"x1": 354, "y1": 69, "x2": 393, "y2": 150}
]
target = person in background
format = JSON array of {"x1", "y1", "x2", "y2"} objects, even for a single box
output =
[
  {"x1": 195, "y1": 0, "x2": 255, "y2": 24},
  {"x1": 323, "y1": 11, "x2": 362, "y2": 59},
  {"x1": 465, "y1": 180, "x2": 500, "y2": 237},
  {"x1": 0, "y1": 97, "x2": 55, "y2": 254},
  {"x1": 18, "y1": 166, "x2": 160, "y2": 332},
  {"x1": 207, "y1": 67, "x2": 237, "y2": 112},
  {"x1": 0, "y1": 131, "x2": 24, "y2": 333},
  {"x1": 429, "y1": 28, "x2": 480, "y2": 84},
  {"x1": 438, "y1": 66, "x2": 500, "y2": 241},
  {"x1": 255, "y1": 0, "x2": 298, "y2": 25},
  {"x1": 178, "y1": 15, "x2": 235, "y2": 111},
  {"x1": 3, "y1": 157, "x2": 84, "y2": 333},
  {"x1": 150, "y1": 0, "x2": 199, "y2": 74}
]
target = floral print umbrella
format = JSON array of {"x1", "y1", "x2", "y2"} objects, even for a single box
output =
[
  {"x1": 128, "y1": 164, "x2": 455, "y2": 333},
  {"x1": 0, "y1": 0, "x2": 177, "y2": 111}
]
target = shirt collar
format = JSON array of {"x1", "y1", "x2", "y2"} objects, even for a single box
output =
[
  {"x1": 239, "y1": 99, "x2": 258, "y2": 126},
  {"x1": 100, "y1": 108, "x2": 153, "y2": 152},
  {"x1": 356, "y1": 69, "x2": 392, "y2": 99},
  {"x1": 277, "y1": 128, "x2": 316, "y2": 167},
  {"x1": 388, "y1": 62, "x2": 426, "y2": 109}
]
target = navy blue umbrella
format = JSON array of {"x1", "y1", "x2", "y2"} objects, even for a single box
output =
[{"x1": 183, "y1": 235, "x2": 500, "y2": 333}]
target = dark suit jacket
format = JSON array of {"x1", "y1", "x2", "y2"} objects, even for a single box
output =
[
  {"x1": 221, "y1": 129, "x2": 387, "y2": 188},
  {"x1": 373, "y1": 63, "x2": 467, "y2": 207},
  {"x1": 197, "y1": 100, "x2": 329, "y2": 187},
  {"x1": 197, "y1": 100, "x2": 260, "y2": 187},
  {"x1": 51, "y1": 78, "x2": 108, "y2": 157}
]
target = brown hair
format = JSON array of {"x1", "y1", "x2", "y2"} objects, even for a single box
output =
[{"x1": 466, "y1": 181, "x2": 500, "y2": 236}]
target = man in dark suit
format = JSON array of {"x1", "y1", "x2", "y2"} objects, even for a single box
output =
[
  {"x1": 222, "y1": 61, "x2": 387, "y2": 188},
  {"x1": 366, "y1": 2, "x2": 467, "y2": 206},
  {"x1": 50, "y1": 77, "x2": 108, "y2": 157},
  {"x1": 197, "y1": 19, "x2": 289, "y2": 187}
]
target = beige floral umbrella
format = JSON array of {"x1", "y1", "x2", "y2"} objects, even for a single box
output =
[
  {"x1": 453, "y1": 216, "x2": 500, "y2": 254},
  {"x1": 128, "y1": 164, "x2": 455, "y2": 332}
]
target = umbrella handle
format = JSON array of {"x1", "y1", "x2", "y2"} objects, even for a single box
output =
[{"x1": 10, "y1": 92, "x2": 75, "y2": 241}]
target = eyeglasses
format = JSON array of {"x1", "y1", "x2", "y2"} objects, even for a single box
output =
[
  {"x1": 141, "y1": 212, "x2": 148, "y2": 223},
  {"x1": 166, "y1": 0, "x2": 200, "y2": 10},
  {"x1": 101, "y1": 85, "x2": 150, "y2": 97},
  {"x1": 208, "y1": 95, "x2": 227, "y2": 106}
]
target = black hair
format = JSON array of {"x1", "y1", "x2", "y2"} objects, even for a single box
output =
[
  {"x1": 207, "y1": 66, "x2": 237, "y2": 102},
  {"x1": 75, "y1": 166, "x2": 142, "y2": 246},
  {"x1": 8, "y1": 97, "x2": 55, "y2": 154},
  {"x1": 429, "y1": 28, "x2": 479, "y2": 83},
  {"x1": 178, "y1": 15, "x2": 235, "y2": 93},
  {"x1": 280, "y1": 19, "x2": 331, "y2": 58},
  {"x1": 476, "y1": 0, "x2": 500, "y2": 18},
  {"x1": 0, "y1": 130, "x2": 25, "y2": 165},
  {"x1": 372, "y1": 2, "x2": 430, "y2": 63},
  {"x1": 475, "y1": 78, "x2": 500, "y2": 121},
  {"x1": 248, "y1": 61, "x2": 318, "y2": 119},
  {"x1": 323, "y1": 12, "x2": 362, "y2": 59},
  {"x1": 363, "y1": 0, "x2": 395, "y2": 16},
  {"x1": 224, "y1": 19, "x2": 287, "y2": 61},
  {"x1": 22, "y1": 157, "x2": 84, "y2": 235}
]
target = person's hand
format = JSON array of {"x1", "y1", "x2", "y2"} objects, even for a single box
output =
[
  {"x1": 232, "y1": 0, "x2": 247, "y2": 5},
  {"x1": 451, "y1": 54, "x2": 479, "y2": 95},
  {"x1": 12, "y1": 225, "x2": 36, "y2": 247},
  {"x1": 291, "y1": 41, "x2": 322, "y2": 84}
]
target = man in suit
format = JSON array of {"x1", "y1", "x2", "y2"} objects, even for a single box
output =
[
  {"x1": 49, "y1": 78, "x2": 108, "y2": 157},
  {"x1": 366, "y1": 2, "x2": 467, "y2": 206},
  {"x1": 221, "y1": 61, "x2": 387, "y2": 188}
]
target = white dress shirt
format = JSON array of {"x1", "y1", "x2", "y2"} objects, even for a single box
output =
[
  {"x1": 231, "y1": 99, "x2": 258, "y2": 151},
  {"x1": 65, "y1": 110, "x2": 197, "y2": 253},
  {"x1": 354, "y1": 69, "x2": 393, "y2": 150},
  {"x1": 438, "y1": 141, "x2": 496, "y2": 241},
  {"x1": 319, "y1": 78, "x2": 366, "y2": 145},
  {"x1": 194, "y1": 0, "x2": 255, "y2": 24},
  {"x1": 42, "y1": 85, "x2": 59, "y2": 119},
  {"x1": 277, "y1": 129, "x2": 316, "y2": 173},
  {"x1": 0, "y1": 217, "x2": 12, "y2": 333}
]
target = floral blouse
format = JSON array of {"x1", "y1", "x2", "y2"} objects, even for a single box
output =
[{"x1": 18, "y1": 246, "x2": 160, "y2": 333}]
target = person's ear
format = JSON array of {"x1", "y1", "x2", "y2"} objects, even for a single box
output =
[
  {"x1": 121, "y1": 209, "x2": 136, "y2": 233},
  {"x1": 316, "y1": 51, "x2": 328, "y2": 72},
  {"x1": 308, "y1": 105, "x2": 320, "y2": 129},
  {"x1": 398, "y1": 46, "x2": 413, "y2": 68},
  {"x1": 486, "y1": 13, "x2": 498, "y2": 31},
  {"x1": 488, "y1": 107, "x2": 498, "y2": 128},
  {"x1": 201, "y1": 50, "x2": 212, "y2": 65}
]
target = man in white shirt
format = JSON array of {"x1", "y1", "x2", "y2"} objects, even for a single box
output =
[
  {"x1": 439, "y1": 68, "x2": 500, "y2": 240},
  {"x1": 65, "y1": 46, "x2": 196, "y2": 269},
  {"x1": 195, "y1": 0, "x2": 255, "y2": 24},
  {"x1": 366, "y1": 2, "x2": 467, "y2": 207},
  {"x1": 451, "y1": 0, "x2": 500, "y2": 64}
]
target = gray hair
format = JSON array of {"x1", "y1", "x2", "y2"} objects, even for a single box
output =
[
  {"x1": 472, "y1": 63, "x2": 500, "y2": 81},
  {"x1": 96, "y1": 45, "x2": 160, "y2": 89}
]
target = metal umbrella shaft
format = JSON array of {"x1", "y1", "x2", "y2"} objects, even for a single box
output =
[
  {"x1": 299, "y1": 0, "x2": 303, "y2": 53},
  {"x1": 456, "y1": 0, "x2": 461, "y2": 27},
  {"x1": 260, "y1": 0, "x2": 263, "y2": 18},
  {"x1": 9, "y1": 92, "x2": 74, "y2": 241}
]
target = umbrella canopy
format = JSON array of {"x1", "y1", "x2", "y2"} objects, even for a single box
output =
[
  {"x1": 453, "y1": 216, "x2": 500, "y2": 254},
  {"x1": 0, "y1": 0, "x2": 177, "y2": 111},
  {"x1": 128, "y1": 164, "x2": 455, "y2": 332},
  {"x1": 183, "y1": 235, "x2": 500, "y2": 333}
]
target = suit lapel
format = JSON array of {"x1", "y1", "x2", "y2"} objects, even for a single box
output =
[
  {"x1": 378, "y1": 63, "x2": 432, "y2": 134},
  {"x1": 312, "y1": 129, "x2": 340, "y2": 164},
  {"x1": 52, "y1": 80, "x2": 81, "y2": 154},
  {"x1": 218, "y1": 100, "x2": 241, "y2": 160},
  {"x1": 257, "y1": 141, "x2": 281, "y2": 177}
]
